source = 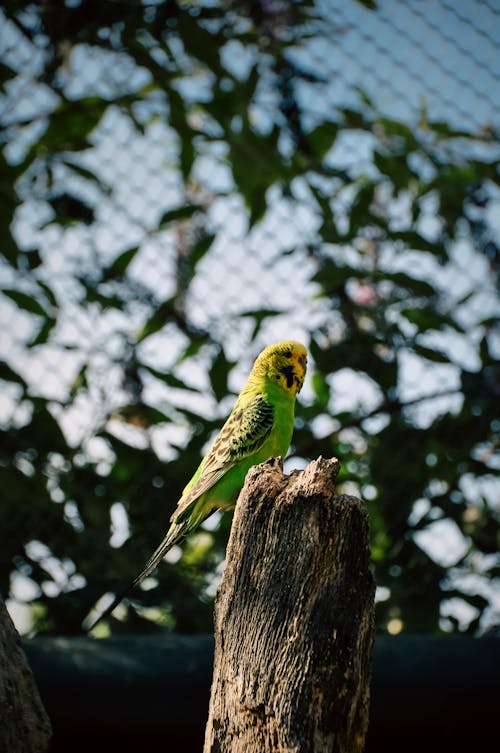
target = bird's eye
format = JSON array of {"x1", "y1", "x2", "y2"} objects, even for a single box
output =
[{"x1": 284, "y1": 350, "x2": 292, "y2": 358}]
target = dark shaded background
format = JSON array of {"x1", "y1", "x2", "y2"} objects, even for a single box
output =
[{"x1": 24, "y1": 635, "x2": 500, "y2": 753}]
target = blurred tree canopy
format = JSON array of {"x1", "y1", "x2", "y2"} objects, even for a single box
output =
[{"x1": 0, "y1": 0, "x2": 498, "y2": 637}]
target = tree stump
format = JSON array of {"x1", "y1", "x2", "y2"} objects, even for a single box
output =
[
  {"x1": 204, "y1": 456, "x2": 375, "y2": 753},
  {"x1": 0, "y1": 594, "x2": 52, "y2": 753}
]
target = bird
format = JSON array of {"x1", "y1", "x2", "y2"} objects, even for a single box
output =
[{"x1": 84, "y1": 340, "x2": 307, "y2": 631}]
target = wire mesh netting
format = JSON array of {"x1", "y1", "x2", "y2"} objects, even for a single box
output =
[{"x1": 0, "y1": 0, "x2": 499, "y2": 636}]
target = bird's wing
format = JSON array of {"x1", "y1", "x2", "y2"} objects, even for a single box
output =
[{"x1": 171, "y1": 393, "x2": 274, "y2": 523}]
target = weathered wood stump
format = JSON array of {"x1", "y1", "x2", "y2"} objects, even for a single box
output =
[
  {"x1": 0, "y1": 594, "x2": 52, "y2": 753},
  {"x1": 204, "y1": 456, "x2": 375, "y2": 753}
]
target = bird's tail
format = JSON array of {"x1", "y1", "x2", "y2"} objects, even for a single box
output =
[{"x1": 82, "y1": 519, "x2": 189, "y2": 632}]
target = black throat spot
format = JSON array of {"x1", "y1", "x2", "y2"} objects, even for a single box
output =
[{"x1": 280, "y1": 365, "x2": 295, "y2": 389}]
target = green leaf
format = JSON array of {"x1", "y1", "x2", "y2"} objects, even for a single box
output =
[
  {"x1": 62, "y1": 159, "x2": 112, "y2": 194},
  {"x1": 209, "y1": 348, "x2": 233, "y2": 402},
  {"x1": 176, "y1": 232, "x2": 216, "y2": 298},
  {"x1": 141, "y1": 365, "x2": 200, "y2": 392},
  {"x1": 312, "y1": 260, "x2": 364, "y2": 294},
  {"x1": 312, "y1": 371, "x2": 330, "y2": 408},
  {"x1": 0, "y1": 360, "x2": 27, "y2": 389},
  {"x1": 454, "y1": 290, "x2": 476, "y2": 306},
  {"x1": 384, "y1": 272, "x2": 435, "y2": 298},
  {"x1": 311, "y1": 333, "x2": 397, "y2": 392},
  {"x1": 69, "y1": 364, "x2": 88, "y2": 398},
  {"x1": 0, "y1": 152, "x2": 22, "y2": 266},
  {"x1": 158, "y1": 204, "x2": 203, "y2": 228},
  {"x1": 401, "y1": 307, "x2": 460, "y2": 333},
  {"x1": 0, "y1": 61, "x2": 16, "y2": 90},
  {"x1": 377, "y1": 118, "x2": 419, "y2": 150},
  {"x1": 186, "y1": 232, "x2": 215, "y2": 270},
  {"x1": 27, "y1": 250, "x2": 43, "y2": 269},
  {"x1": 177, "y1": 8, "x2": 225, "y2": 75},
  {"x1": 239, "y1": 308, "x2": 283, "y2": 340},
  {"x1": 389, "y1": 230, "x2": 447, "y2": 259},
  {"x1": 102, "y1": 246, "x2": 140, "y2": 280},
  {"x1": 309, "y1": 184, "x2": 345, "y2": 243},
  {"x1": 412, "y1": 343, "x2": 450, "y2": 364},
  {"x1": 373, "y1": 150, "x2": 415, "y2": 191},
  {"x1": 425, "y1": 120, "x2": 483, "y2": 141},
  {"x1": 238, "y1": 64, "x2": 260, "y2": 103},
  {"x1": 46, "y1": 193, "x2": 94, "y2": 226},
  {"x1": 35, "y1": 280, "x2": 58, "y2": 309},
  {"x1": 458, "y1": 592, "x2": 489, "y2": 611},
  {"x1": 78, "y1": 278, "x2": 124, "y2": 310},
  {"x1": 339, "y1": 107, "x2": 371, "y2": 130},
  {"x1": 349, "y1": 179, "x2": 377, "y2": 235},
  {"x1": 477, "y1": 315, "x2": 500, "y2": 328},
  {"x1": 3, "y1": 290, "x2": 49, "y2": 317},
  {"x1": 228, "y1": 124, "x2": 285, "y2": 226},
  {"x1": 116, "y1": 403, "x2": 172, "y2": 427},
  {"x1": 306, "y1": 122, "x2": 339, "y2": 159},
  {"x1": 168, "y1": 89, "x2": 196, "y2": 182},
  {"x1": 27, "y1": 317, "x2": 57, "y2": 347},
  {"x1": 0, "y1": 225, "x2": 20, "y2": 267},
  {"x1": 22, "y1": 97, "x2": 109, "y2": 168},
  {"x1": 21, "y1": 398, "x2": 67, "y2": 453},
  {"x1": 127, "y1": 39, "x2": 174, "y2": 91},
  {"x1": 178, "y1": 339, "x2": 206, "y2": 363},
  {"x1": 137, "y1": 299, "x2": 175, "y2": 342}
]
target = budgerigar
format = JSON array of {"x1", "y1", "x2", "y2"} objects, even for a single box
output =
[{"x1": 85, "y1": 340, "x2": 307, "y2": 630}]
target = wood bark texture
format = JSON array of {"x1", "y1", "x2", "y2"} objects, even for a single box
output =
[
  {"x1": 0, "y1": 594, "x2": 52, "y2": 753},
  {"x1": 204, "y1": 456, "x2": 375, "y2": 753}
]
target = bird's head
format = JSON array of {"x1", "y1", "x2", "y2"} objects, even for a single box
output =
[{"x1": 252, "y1": 341, "x2": 307, "y2": 396}]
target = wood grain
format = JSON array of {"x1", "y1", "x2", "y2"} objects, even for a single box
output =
[
  {"x1": 204, "y1": 456, "x2": 375, "y2": 753},
  {"x1": 0, "y1": 594, "x2": 52, "y2": 753}
]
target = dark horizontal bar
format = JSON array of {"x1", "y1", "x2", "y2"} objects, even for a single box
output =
[{"x1": 24, "y1": 634, "x2": 499, "y2": 753}]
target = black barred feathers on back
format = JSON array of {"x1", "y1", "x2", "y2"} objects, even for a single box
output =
[{"x1": 227, "y1": 396, "x2": 274, "y2": 461}]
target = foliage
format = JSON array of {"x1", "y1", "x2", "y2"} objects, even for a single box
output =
[{"x1": 0, "y1": 0, "x2": 498, "y2": 636}]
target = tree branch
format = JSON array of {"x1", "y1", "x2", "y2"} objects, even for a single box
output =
[{"x1": 0, "y1": 594, "x2": 52, "y2": 753}]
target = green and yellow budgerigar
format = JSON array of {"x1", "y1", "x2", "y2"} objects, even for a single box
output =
[{"x1": 85, "y1": 340, "x2": 307, "y2": 630}]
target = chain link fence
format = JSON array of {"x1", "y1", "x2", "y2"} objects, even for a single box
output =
[
  {"x1": 2, "y1": 1, "x2": 498, "y2": 401},
  {"x1": 1, "y1": 0, "x2": 499, "y2": 635}
]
